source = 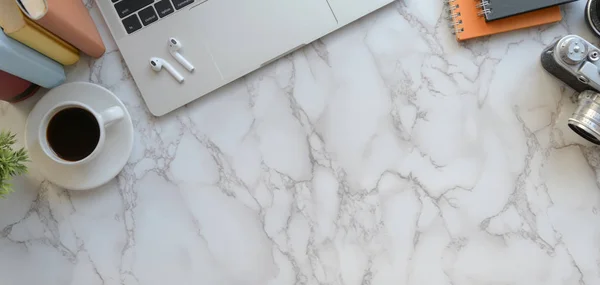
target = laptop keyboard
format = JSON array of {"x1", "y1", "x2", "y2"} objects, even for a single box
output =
[{"x1": 113, "y1": 0, "x2": 195, "y2": 34}]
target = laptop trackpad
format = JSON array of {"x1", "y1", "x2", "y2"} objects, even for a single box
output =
[{"x1": 188, "y1": 0, "x2": 337, "y2": 79}]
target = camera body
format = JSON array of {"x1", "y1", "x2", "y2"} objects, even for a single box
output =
[
  {"x1": 541, "y1": 35, "x2": 600, "y2": 145},
  {"x1": 541, "y1": 35, "x2": 600, "y2": 93}
]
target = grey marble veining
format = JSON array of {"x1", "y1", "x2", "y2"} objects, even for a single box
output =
[{"x1": 2, "y1": 0, "x2": 600, "y2": 284}]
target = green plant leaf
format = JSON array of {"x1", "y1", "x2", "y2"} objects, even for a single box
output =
[{"x1": 0, "y1": 131, "x2": 29, "y2": 198}]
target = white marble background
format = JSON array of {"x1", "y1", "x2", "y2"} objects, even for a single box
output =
[{"x1": 2, "y1": 0, "x2": 600, "y2": 284}]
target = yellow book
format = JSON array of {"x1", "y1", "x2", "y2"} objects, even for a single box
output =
[{"x1": 0, "y1": 0, "x2": 79, "y2": 65}]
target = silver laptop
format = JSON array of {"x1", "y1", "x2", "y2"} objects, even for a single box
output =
[{"x1": 96, "y1": 0, "x2": 394, "y2": 116}]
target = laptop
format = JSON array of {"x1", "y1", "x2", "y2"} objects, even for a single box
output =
[{"x1": 96, "y1": 0, "x2": 394, "y2": 116}]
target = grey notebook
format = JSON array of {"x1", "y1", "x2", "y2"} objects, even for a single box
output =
[{"x1": 479, "y1": 0, "x2": 578, "y2": 21}]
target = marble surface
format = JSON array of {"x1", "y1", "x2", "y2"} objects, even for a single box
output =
[{"x1": 2, "y1": 0, "x2": 600, "y2": 284}]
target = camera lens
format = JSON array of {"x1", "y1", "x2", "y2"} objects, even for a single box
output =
[
  {"x1": 586, "y1": 0, "x2": 600, "y2": 37},
  {"x1": 568, "y1": 91, "x2": 600, "y2": 145}
]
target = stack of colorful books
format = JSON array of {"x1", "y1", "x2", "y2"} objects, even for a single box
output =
[{"x1": 0, "y1": 0, "x2": 105, "y2": 102}]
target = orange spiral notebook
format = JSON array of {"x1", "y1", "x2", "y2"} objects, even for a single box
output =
[{"x1": 447, "y1": 0, "x2": 562, "y2": 41}]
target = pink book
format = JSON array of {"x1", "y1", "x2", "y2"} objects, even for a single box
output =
[
  {"x1": 0, "y1": 70, "x2": 39, "y2": 102},
  {"x1": 17, "y1": 0, "x2": 106, "y2": 58}
]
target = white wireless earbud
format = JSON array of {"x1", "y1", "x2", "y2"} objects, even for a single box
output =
[
  {"x1": 168, "y1": 38, "x2": 195, "y2": 72},
  {"x1": 149, "y1": 57, "x2": 184, "y2": 83}
]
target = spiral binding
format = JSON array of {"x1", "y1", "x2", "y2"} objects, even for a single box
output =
[
  {"x1": 476, "y1": 0, "x2": 492, "y2": 17},
  {"x1": 445, "y1": 0, "x2": 463, "y2": 35}
]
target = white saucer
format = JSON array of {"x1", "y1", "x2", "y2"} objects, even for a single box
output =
[{"x1": 25, "y1": 82, "x2": 134, "y2": 190}]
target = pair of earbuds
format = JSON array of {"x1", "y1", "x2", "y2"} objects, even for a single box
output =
[{"x1": 149, "y1": 38, "x2": 194, "y2": 83}]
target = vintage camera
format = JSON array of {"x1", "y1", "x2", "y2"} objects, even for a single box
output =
[{"x1": 541, "y1": 35, "x2": 600, "y2": 145}]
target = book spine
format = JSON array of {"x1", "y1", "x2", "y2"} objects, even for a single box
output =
[
  {"x1": 6, "y1": 83, "x2": 39, "y2": 102},
  {"x1": 0, "y1": 70, "x2": 40, "y2": 103},
  {"x1": 0, "y1": 30, "x2": 66, "y2": 88},
  {"x1": 446, "y1": 0, "x2": 464, "y2": 36},
  {"x1": 7, "y1": 17, "x2": 80, "y2": 65},
  {"x1": 476, "y1": 0, "x2": 492, "y2": 17},
  {"x1": 36, "y1": 13, "x2": 106, "y2": 58}
]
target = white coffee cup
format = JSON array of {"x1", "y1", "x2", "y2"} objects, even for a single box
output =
[{"x1": 39, "y1": 101, "x2": 124, "y2": 166}]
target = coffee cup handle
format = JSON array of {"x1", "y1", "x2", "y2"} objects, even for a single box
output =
[{"x1": 100, "y1": 106, "x2": 125, "y2": 127}]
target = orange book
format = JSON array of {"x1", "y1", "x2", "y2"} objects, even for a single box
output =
[
  {"x1": 448, "y1": 0, "x2": 562, "y2": 41},
  {"x1": 17, "y1": 0, "x2": 105, "y2": 58}
]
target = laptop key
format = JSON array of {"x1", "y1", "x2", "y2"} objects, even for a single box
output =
[
  {"x1": 122, "y1": 14, "x2": 142, "y2": 34},
  {"x1": 139, "y1": 6, "x2": 159, "y2": 26},
  {"x1": 171, "y1": 0, "x2": 194, "y2": 10},
  {"x1": 154, "y1": 0, "x2": 174, "y2": 18},
  {"x1": 114, "y1": 0, "x2": 154, "y2": 18}
]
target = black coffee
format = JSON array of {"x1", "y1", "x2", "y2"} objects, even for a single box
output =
[{"x1": 47, "y1": 107, "x2": 100, "y2": 161}]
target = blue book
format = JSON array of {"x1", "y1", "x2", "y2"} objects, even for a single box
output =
[{"x1": 0, "y1": 30, "x2": 65, "y2": 88}]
